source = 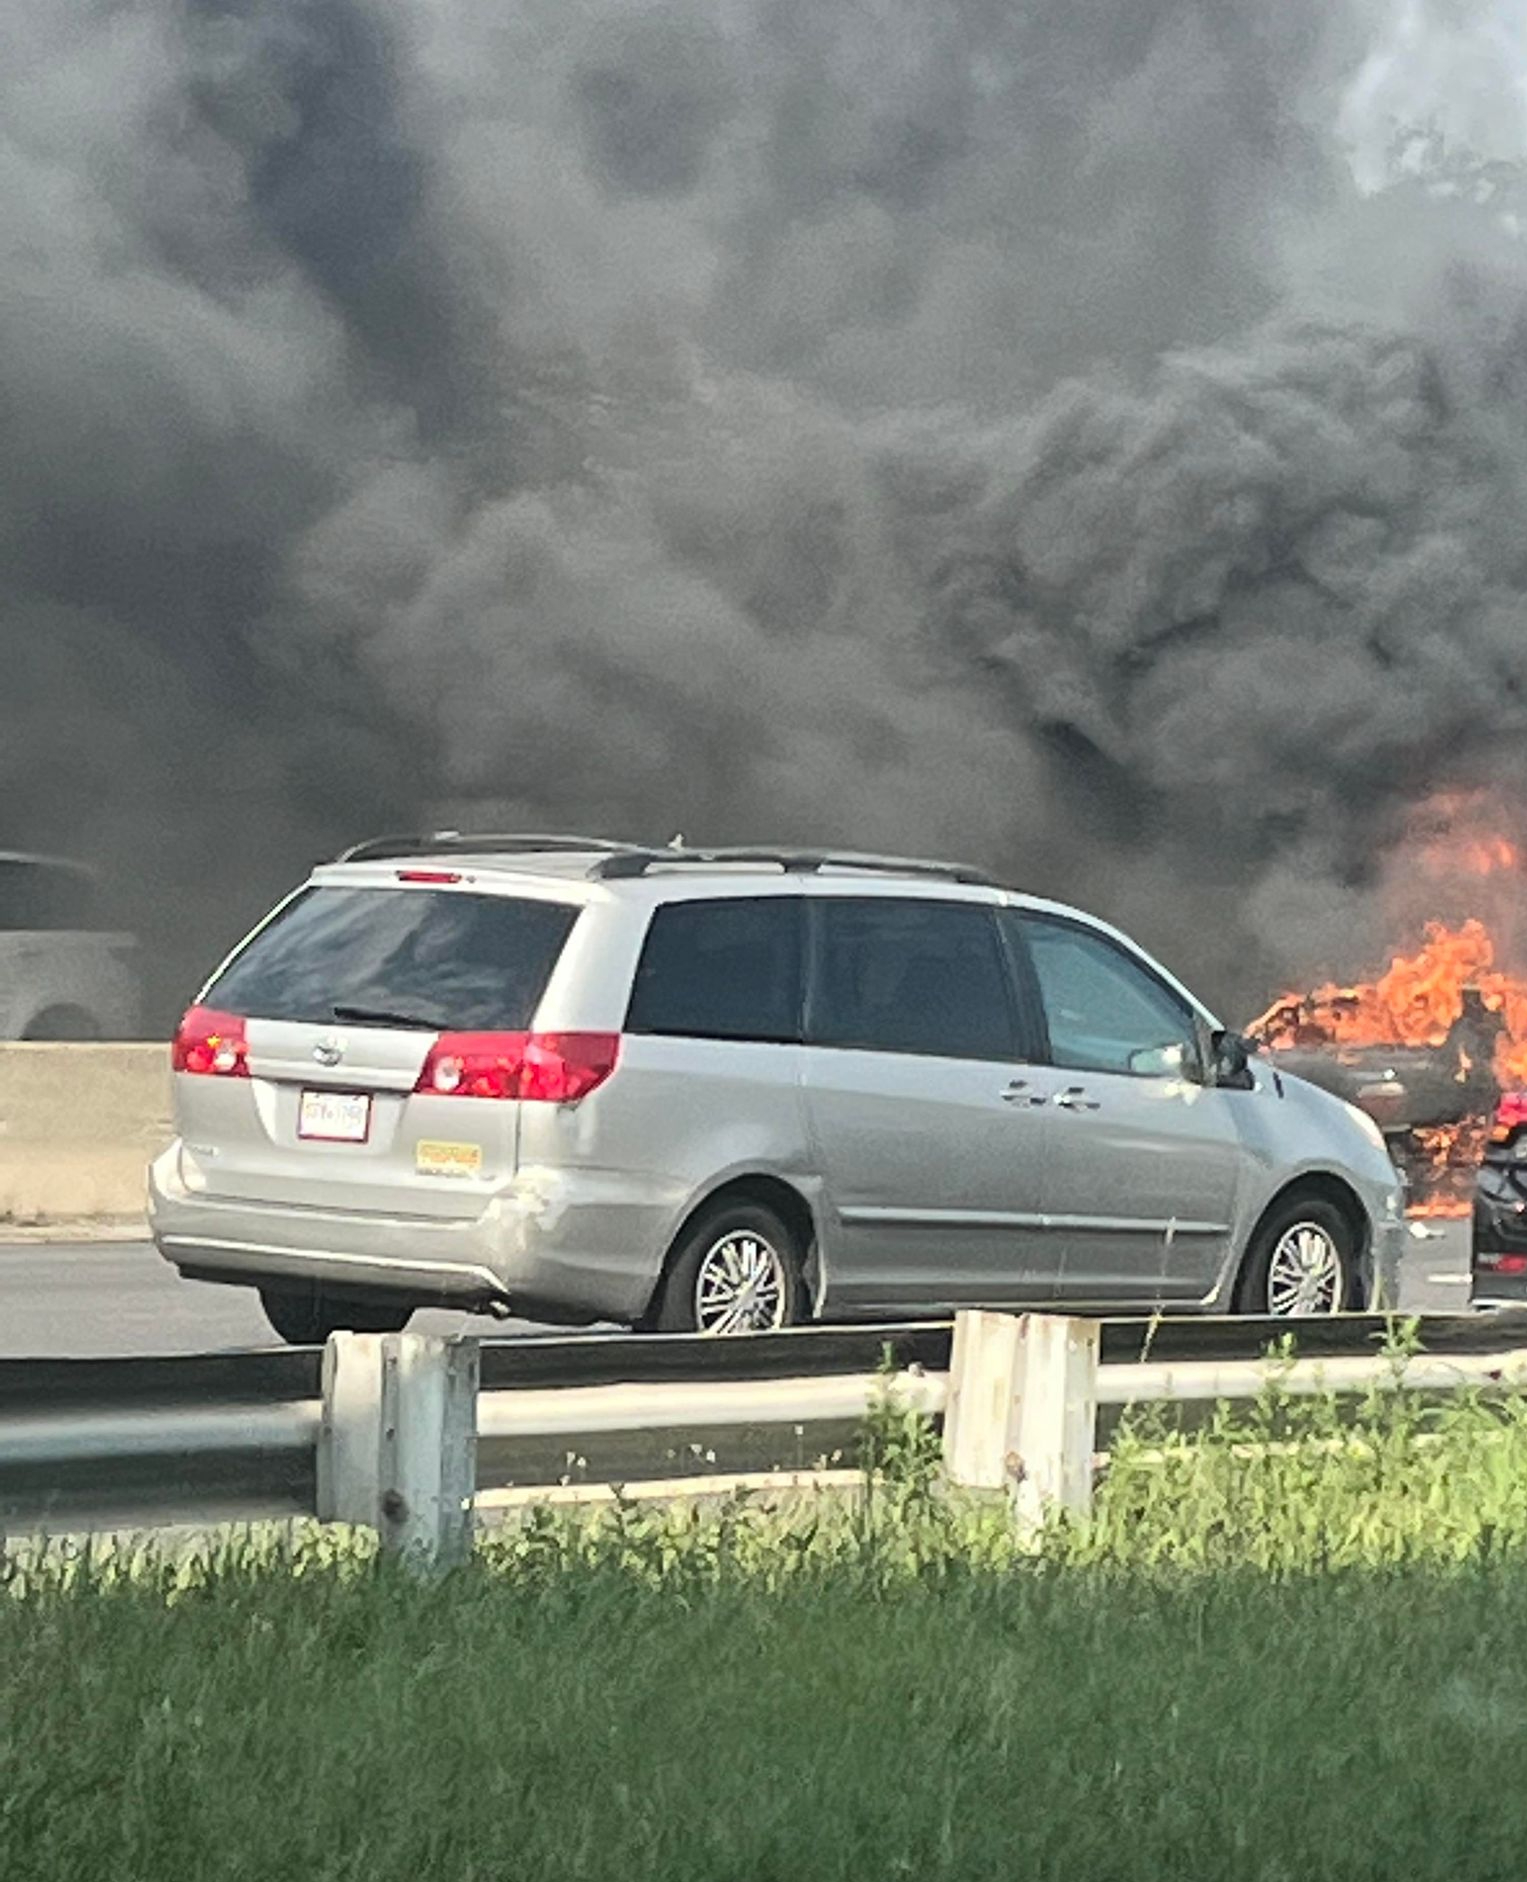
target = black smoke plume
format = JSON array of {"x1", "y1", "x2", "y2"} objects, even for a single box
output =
[{"x1": 4, "y1": 0, "x2": 1527, "y2": 1024}]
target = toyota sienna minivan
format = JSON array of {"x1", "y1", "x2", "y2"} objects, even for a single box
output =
[{"x1": 149, "y1": 835, "x2": 1405, "y2": 1343}]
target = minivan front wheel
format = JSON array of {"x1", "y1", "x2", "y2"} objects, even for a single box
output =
[
  {"x1": 651, "y1": 1201, "x2": 805, "y2": 1336},
  {"x1": 1236, "y1": 1197, "x2": 1356, "y2": 1317},
  {"x1": 258, "y1": 1287, "x2": 414, "y2": 1346}
]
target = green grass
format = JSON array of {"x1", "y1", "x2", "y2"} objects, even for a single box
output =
[{"x1": 7, "y1": 1383, "x2": 1527, "y2": 1881}]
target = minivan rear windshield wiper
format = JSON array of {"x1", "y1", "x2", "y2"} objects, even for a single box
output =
[{"x1": 330, "y1": 1002, "x2": 443, "y2": 1031}]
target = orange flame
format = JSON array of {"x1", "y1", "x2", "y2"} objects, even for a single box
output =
[
  {"x1": 1408, "y1": 790, "x2": 1522, "y2": 882},
  {"x1": 1252, "y1": 918, "x2": 1518, "y2": 1065},
  {"x1": 1444, "y1": 837, "x2": 1520, "y2": 877},
  {"x1": 1250, "y1": 796, "x2": 1527, "y2": 1216},
  {"x1": 1257, "y1": 824, "x2": 1527, "y2": 1219}
]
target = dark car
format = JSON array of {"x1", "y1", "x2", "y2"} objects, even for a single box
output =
[
  {"x1": 1259, "y1": 987, "x2": 1502, "y2": 1124},
  {"x1": 1255, "y1": 987, "x2": 1503, "y2": 1203},
  {"x1": 1473, "y1": 1091, "x2": 1527, "y2": 1306}
]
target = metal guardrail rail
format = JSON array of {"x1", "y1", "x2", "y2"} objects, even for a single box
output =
[
  {"x1": 4, "y1": 1309, "x2": 1527, "y2": 1553},
  {"x1": 0, "y1": 1351, "x2": 322, "y2": 1532}
]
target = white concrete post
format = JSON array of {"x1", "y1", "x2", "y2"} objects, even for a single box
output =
[
  {"x1": 317, "y1": 1330, "x2": 479, "y2": 1569},
  {"x1": 317, "y1": 1331, "x2": 386, "y2": 1525},
  {"x1": 942, "y1": 1310, "x2": 1024, "y2": 1489},
  {"x1": 1011, "y1": 1314, "x2": 1100, "y2": 1531},
  {"x1": 378, "y1": 1332, "x2": 479, "y2": 1570}
]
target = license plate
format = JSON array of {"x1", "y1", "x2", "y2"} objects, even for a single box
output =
[{"x1": 298, "y1": 1089, "x2": 372, "y2": 1143}]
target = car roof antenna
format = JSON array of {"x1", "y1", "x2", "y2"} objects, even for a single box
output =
[{"x1": 667, "y1": 832, "x2": 685, "y2": 849}]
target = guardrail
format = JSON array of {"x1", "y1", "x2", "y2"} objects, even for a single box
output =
[{"x1": 4, "y1": 1309, "x2": 1527, "y2": 1562}]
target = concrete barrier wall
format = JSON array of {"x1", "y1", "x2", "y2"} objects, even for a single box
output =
[{"x1": 0, "y1": 1045, "x2": 171, "y2": 1224}]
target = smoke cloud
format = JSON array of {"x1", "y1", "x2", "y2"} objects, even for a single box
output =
[{"x1": 5, "y1": 0, "x2": 1527, "y2": 1024}]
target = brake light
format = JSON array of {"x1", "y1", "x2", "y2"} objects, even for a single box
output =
[
  {"x1": 1491, "y1": 1092, "x2": 1527, "y2": 1142},
  {"x1": 396, "y1": 870, "x2": 462, "y2": 884},
  {"x1": 1478, "y1": 1252, "x2": 1527, "y2": 1275},
  {"x1": 414, "y1": 1032, "x2": 620, "y2": 1103},
  {"x1": 172, "y1": 1006, "x2": 249, "y2": 1078}
]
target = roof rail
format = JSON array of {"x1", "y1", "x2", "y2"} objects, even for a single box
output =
[
  {"x1": 334, "y1": 833, "x2": 642, "y2": 865},
  {"x1": 592, "y1": 845, "x2": 997, "y2": 887}
]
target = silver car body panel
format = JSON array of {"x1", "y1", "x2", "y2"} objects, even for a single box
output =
[
  {"x1": 801, "y1": 1041, "x2": 1057, "y2": 1312},
  {"x1": 0, "y1": 933, "x2": 141, "y2": 1040},
  {"x1": 0, "y1": 853, "x2": 141, "y2": 1040},
  {"x1": 150, "y1": 850, "x2": 1406, "y2": 1323}
]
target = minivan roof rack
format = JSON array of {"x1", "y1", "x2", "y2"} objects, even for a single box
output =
[
  {"x1": 592, "y1": 845, "x2": 997, "y2": 887},
  {"x1": 334, "y1": 833, "x2": 642, "y2": 865},
  {"x1": 332, "y1": 834, "x2": 998, "y2": 888}
]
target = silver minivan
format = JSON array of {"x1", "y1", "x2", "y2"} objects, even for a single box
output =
[{"x1": 149, "y1": 836, "x2": 1406, "y2": 1343}]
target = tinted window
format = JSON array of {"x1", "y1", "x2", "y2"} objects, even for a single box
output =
[
  {"x1": 626, "y1": 898, "x2": 802, "y2": 1044},
  {"x1": 1014, "y1": 914, "x2": 1195, "y2": 1077},
  {"x1": 0, "y1": 860, "x2": 99, "y2": 932},
  {"x1": 809, "y1": 899, "x2": 1018, "y2": 1061},
  {"x1": 207, "y1": 888, "x2": 578, "y2": 1030}
]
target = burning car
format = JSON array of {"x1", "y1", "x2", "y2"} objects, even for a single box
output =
[
  {"x1": 1249, "y1": 920, "x2": 1527, "y2": 1209},
  {"x1": 1252, "y1": 985, "x2": 1501, "y2": 1133}
]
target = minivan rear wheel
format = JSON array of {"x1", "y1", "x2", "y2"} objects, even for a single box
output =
[
  {"x1": 1235, "y1": 1196, "x2": 1356, "y2": 1317},
  {"x1": 650, "y1": 1200, "x2": 805, "y2": 1336},
  {"x1": 258, "y1": 1287, "x2": 414, "y2": 1346}
]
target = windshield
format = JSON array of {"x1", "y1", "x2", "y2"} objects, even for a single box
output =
[{"x1": 205, "y1": 887, "x2": 579, "y2": 1032}]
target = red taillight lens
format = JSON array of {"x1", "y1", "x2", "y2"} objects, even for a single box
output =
[
  {"x1": 416, "y1": 1032, "x2": 526, "y2": 1100},
  {"x1": 1478, "y1": 1252, "x2": 1527, "y2": 1275},
  {"x1": 1491, "y1": 1092, "x2": 1527, "y2": 1142},
  {"x1": 172, "y1": 1006, "x2": 250, "y2": 1078},
  {"x1": 520, "y1": 1033, "x2": 622, "y2": 1102},
  {"x1": 413, "y1": 1032, "x2": 620, "y2": 1103}
]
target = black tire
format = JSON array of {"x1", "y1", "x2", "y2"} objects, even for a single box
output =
[
  {"x1": 258, "y1": 1287, "x2": 414, "y2": 1346},
  {"x1": 649, "y1": 1198, "x2": 806, "y2": 1335},
  {"x1": 1234, "y1": 1195, "x2": 1358, "y2": 1317}
]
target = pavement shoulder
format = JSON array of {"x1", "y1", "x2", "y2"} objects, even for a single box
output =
[{"x1": 0, "y1": 1216, "x2": 149, "y2": 1245}]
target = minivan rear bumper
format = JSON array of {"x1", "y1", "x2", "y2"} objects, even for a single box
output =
[{"x1": 148, "y1": 1145, "x2": 666, "y2": 1325}]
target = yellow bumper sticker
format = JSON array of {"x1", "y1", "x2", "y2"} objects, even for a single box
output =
[{"x1": 416, "y1": 1140, "x2": 483, "y2": 1179}]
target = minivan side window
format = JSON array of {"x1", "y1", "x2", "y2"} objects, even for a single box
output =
[
  {"x1": 1011, "y1": 913, "x2": 1196, "y2": 1078},
  {"x1": 808, "y1": 899, "x2": 1019, "y2": 1061},
  {"x1": 625, "y1": 897, "x2": 803, "y2": 1044}
]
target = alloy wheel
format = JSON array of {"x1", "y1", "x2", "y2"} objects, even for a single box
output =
[
  {"x1": 693, "y1": 1230, "x2": 788, "y2": 1335},
  {"x1": 1266, "y1": 1221, "x2": 1344, "y2": 1316}
]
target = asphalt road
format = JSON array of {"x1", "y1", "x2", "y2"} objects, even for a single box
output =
[{"x1": 0, "y1": 1221, "x2": 1474, "y2": 1357}]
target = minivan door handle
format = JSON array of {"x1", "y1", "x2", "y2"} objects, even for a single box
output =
[
  {"x1": 1053, "y1": 1086, "x2": 1100, "y2": 1111},
  {"x1": 1001, "y1": 1078, "x2": 1047, "y2": 1108}
]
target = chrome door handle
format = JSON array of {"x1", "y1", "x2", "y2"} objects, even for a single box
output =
[
  {"x1": 1001, "y1": 1078, "x2": 1047, "y2": 1107},
  {"x1": 1053, "y1": 1087, "x2": 1100, "y2": 1111}
]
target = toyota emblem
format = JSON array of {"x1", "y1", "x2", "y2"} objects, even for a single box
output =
[{"x1": 313, "y1": 1036, "x2": 344, "y2": 1068}]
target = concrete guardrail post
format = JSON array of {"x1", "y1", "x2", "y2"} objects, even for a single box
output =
[
  {"x1": 1011, "y1": 1313, "x2": 1100, "y2": 1530},
  {"x1": 318, "y1": 1330, "x2": 479, "y2": 1570},
  {"x1": 943, "y1": 1310, "x2": 1100, "y2": 1528},
  {"x1": 942, "y1": 1309, "x2": 1024, "y2": 1489}
]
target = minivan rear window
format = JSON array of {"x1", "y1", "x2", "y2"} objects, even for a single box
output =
[{"x1": 205, "y1": 888, "x2": 579, "y2": 1031}]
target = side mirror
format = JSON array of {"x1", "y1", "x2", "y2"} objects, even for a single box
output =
[
  {"x1": 1210, "y1": 1029, "x2": 1256, "y2": 1090},
  {"x1": 1127, "y1": 1040, "x2": 1193, "y2": 1079}
]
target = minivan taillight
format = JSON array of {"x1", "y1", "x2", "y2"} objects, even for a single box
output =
[
  {"x1": 414, "y1": 1032, "x2": 620, "y2": 1103},
  {"x1": 1491, "y1": 1092, "x2": 1527, "y2": 1143},
  {"x1": 172, "y1": 1006, "x2": 250, "y2": 1078}
]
